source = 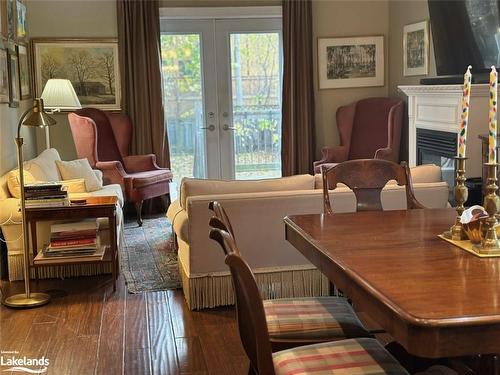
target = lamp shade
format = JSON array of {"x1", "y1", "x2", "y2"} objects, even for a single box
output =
[
  {"x1": 41, "y1": 79, "x2": 81, "y2": 110},
  {"x1": 21, "y1": 98, "x2": 56, "y2": 127}
]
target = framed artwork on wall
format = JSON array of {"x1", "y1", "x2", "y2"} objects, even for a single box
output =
[
  {"x1": 7, "y1": 47, "x2": 19, "y2": 107},
  {"x1": 31, "y1": 38, "x2": 121, "y2": 110},
  {"x1": 0, "y1": 0, "x2": 8, "y2": 39},
  {"x1": 317, "y1": 35, "x2": 384, "y2": 89},
  {"x1": 15, "y1": 0, "x2": 26, "y2": 40},
  {"x1": 0, "y1": 49, "x2": 9, "y2": 102},
  {"x1": 17, "y1": 43, "x2": 29, "y2": 98},
  {"x1": 403, "y1": 20, "x2": 429, "y2": 77},
  {"x1": 6, "y1": 0, "x2": 15, "y2": 40}
]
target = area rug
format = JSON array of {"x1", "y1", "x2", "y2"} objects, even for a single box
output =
[{"x1": 121, "y1": 215, "x2": 181, "y2": 293}]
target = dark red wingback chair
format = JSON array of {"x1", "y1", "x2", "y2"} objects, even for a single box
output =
[
  {"x1": 313, "y1": 97, "x2": 404, "y2": 173},
  {"x1": 68, "y1": 108, "x2": 173, "y2": 226}
]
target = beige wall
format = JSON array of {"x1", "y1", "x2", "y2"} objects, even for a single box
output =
[
  {"x1": 27, "y1": 0, "x2": 117, "y2": 160},
  {"x1": 312, "y1": 0, "x2": 390, "y2": 159}
]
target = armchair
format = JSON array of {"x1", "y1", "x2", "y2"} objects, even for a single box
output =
[
  {"x1": 313, "y1": 97, "x2": 404, "y2": 173},
  {"x1": 68, "y1": 108, "x2": 173, "y2": 225}
]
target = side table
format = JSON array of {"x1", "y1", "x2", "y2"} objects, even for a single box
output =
[{"x1": 25, "y1": 196, "x2": 119, "y2": 292}]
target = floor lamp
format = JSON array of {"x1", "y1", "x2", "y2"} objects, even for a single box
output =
[
  {"x1": 3, "y1": 98, "x2": 56, "y2": 308},
  {"x1": 40, "y1": 79, "x2": 81, "y2": 149}
]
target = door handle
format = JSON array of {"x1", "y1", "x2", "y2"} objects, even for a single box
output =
[
  {"x1": 200, "y1": 124, "x2": 216, "y2": 131},
  {"x1": 223, "y1": 124, "x2": 236, "y2": 131}
]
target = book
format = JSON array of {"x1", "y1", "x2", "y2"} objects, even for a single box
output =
[
  {"x1": 24, "y1": 200, "x2": 70, "y2": 208},
  {"x1": 51, "y1": 220, "x2": 99, "y2": 234},
  {"x1": 49, "y1": 238, "x2": 97, "y2": 248},
  {"x1": 34, "y1": 245, "x2": 107, "y2": 264},
  {"x1": 25, "y1": 197, "x2": 68, "y2": 204},
  {"x1": 24, "y1": 182, "x2": 63, "y2": 191},
  {"x1": 25, "y1": 190, "x2": 68, "y2": 199},
  {"x1": 50, "y1": 230, "x2": 97, "y2": 241}
]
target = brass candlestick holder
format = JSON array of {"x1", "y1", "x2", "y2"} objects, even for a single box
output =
[
  {"x1": 479, "y1": 162, "x2": 500, "y2": 254},
  {"x1": 444, "y1": 157, "x2": 469, "y2": 240}
]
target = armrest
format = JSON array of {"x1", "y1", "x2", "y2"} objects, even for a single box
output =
[
  {"x1": 313, "y1": 146, "x2": 349, "y2": 169},
  {"x1": 374, "y1": 147, "x2": 397, "y2": 162},
  {"x1": 95, "y1": 161, "x2": 127, "y2": 186},
  {"x1": 0, "y1": 198, "x2": 21, "y2": 224},
  {"x1": 123, "y1": 154, "x2": 164, "y2": 173}
]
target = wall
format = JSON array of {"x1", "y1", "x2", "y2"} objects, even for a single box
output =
[
  {"x1": 312, "y1": 0, "x2": 390, "y2": 159},
  {"x1": 26, "y1": 0, "x2": 117, "y2": 160}
]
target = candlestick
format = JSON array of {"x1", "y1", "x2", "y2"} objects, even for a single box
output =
[
  {"x1": 480, "y1": 162, "x2": 500, "y2": 254},
  {"x1": 458, "y1": 65, "x2": 472, "y2": 158},
  {"x1": 489, "y1": 66, "x2": 498, "y2": 163},
  {"x1": 447, "y1": 157, "x2": 468, "y2": 240}
]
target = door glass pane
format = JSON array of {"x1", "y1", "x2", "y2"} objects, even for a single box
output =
[
  {"x1": 161, "y1": 34, "x2": 206, "y2": 184},
  {"x1": 230, "y1": 33, "x2": 282, "y2": 180}
]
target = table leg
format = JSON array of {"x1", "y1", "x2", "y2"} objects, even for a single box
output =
[
  {"x1": 109, "y1": 212, "x2": 117, "y2": 292},
  {"x1": 30, "y1": 220, "x2": 38, "y2": 282}
]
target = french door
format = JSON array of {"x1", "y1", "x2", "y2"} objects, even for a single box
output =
[{"x1": 160, "y1": 17, "x2": 283, "y2": 182}]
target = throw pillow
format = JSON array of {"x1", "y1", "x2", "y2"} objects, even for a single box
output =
[
  {"x1": 59, "y1": 178, "x2": 87, "y2": 193},
  {"x1": 7, "y1": 169, "x2": 38, "y2": 198},
  {"x1": 55, "y1": 159, "x2": 103, "y2": 192}
]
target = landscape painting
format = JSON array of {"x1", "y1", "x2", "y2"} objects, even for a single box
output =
[
  {"x1": 17, "y1": 44, "x2": 30, "y2": 98},
  {"x1": 32, "y1": 38, "x2": 121, "y2": 110},
  {"x1": 16, "y1": 0, "x2": 26, "y2": 39},
  {"x1": 403, "y1": 20, "x2": 429, "y2": 76},
  {"x1": 318, "y1": 36, "x2": 384, "y2": 89}
]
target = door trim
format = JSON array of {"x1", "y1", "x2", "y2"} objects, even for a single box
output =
[{"x1": 159, "y1": 6, "x2": 282, "y2": 19}]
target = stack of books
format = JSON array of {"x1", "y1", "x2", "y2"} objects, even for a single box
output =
[
  {"x1": 24, "y1": 182, "x2": 69, "y2": 208},
  {"x1": 34, "y1": 220, "x2": 106, "y2": 264}
]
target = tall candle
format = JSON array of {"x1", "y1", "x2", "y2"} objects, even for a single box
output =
[
  {"x1": 458, "y1": 65, "x2": 472, "y2": 158},
  {"x1": 489, "y1": 65, "x2": 498, "y2": 163}
]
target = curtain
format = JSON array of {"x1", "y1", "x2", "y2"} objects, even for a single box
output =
[
  {"x1": 117, "y1": 0, "x2": 170, "y2": 168},
  {"x1": 281, "y1": 0, "x2": 315, "y2": 176}
]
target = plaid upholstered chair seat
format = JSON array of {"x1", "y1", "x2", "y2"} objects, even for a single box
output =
[
  {"x1": 273, "y1": 338, "x2": 409, "y2": 375},
  {"x1": 264, "y1": 297, "x2": 369, "y2": 341}
]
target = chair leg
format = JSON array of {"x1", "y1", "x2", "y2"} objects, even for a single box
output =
[
  {"x1": 135, "y1": 201, "x2": 143, "y2": 226},
  {"x1": 161, "y1": 193, "x2": 171, "y2": 210}
]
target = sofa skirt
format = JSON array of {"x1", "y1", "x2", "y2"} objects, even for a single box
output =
[{"x1": 180, "y1": 262, "x2": 330, "y2": 310}]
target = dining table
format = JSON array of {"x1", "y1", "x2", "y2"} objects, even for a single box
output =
[{"x1": 284, "y1": 208, "x2": 500, "y2": 362}]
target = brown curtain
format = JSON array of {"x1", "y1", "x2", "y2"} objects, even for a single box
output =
[
  {"x1": 281, "y1": 0, "x2": 315, "y2": 176},
  {"x1": 117, "y1": 0, "x2": 170, "y2": 168}
]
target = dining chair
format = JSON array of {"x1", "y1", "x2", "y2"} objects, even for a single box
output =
[
  {"x1": 321, "y1": 159, "x2": 424, "y2": 215},
  {"x1": 208, "y1": 223, "x2": 410, "y2": 375},
  {"x1": 208, "y1": 201, "x2": 370, "y2": 351}
]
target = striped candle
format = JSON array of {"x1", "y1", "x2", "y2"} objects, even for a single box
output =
[
  {"x1": 489, "y1": 65, "x2": 498, "y2": 163},
  {"x1": 458, "y1": 66, "x2": 472, "y2": 158}
]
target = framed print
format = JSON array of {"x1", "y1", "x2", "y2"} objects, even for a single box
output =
[
  {"x1": 17, "y1": 43, "x2": 29, "y2": 98},
  {"x1": 403, "y1": 20, "x2": 429, "y2": 76},
  {"x1": 31, "y1": 38, "x2": 121, "y2": 110},
  {"x1": 16, "y1": 0, "x2": 26, "y2": 40},
  {"x1": 7, "y1": 48, "x2": 19, "y2": 107},
  {"x1": 0, "y1": 49, "x2": 9, "y2": 102},
  {"x1": 0, "y1": 0, "x2": 8, "y2": 39},
  {"x1": 6, "y1": 0, "x2": 14, "y2": 40},
  {"x1": 318, "y1": 35, "x2": 384, "y2": 89}
]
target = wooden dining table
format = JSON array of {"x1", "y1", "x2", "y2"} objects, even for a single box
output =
[{"x1": 284, "y1": 208, "x2": 500, "y2": 360}]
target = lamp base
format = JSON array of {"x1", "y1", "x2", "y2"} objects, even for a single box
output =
[{"x1": 3, "y1": 292, "x2": 50, "y2": 308}]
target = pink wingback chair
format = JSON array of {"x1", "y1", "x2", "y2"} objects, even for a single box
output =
[
  {"x1": 68, "y1": 108, "x2": 173, "y2": 226},
  {"x1": 313, "y1": 97, "x2": 404, "y2": 173}
]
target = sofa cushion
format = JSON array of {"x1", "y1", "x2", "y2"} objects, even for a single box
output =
[
  {"x1": 56, "y1": 159, "x2": 103, "y2": 192},
  {"x1": 180, "y1": 174, "x2": 315, "y2": 209},
  {"x1": 129, "y1": 169, "x2": 173, "y2": 189},
  {"x1": 24, "y1": 148, "x2": 61, "y2": 181},
  {"x1": 7, "y1": 169, "x2": 38, "y2": 198}
]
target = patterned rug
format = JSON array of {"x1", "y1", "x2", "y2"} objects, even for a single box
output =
[{"x1": 120, "y1": 215, "x2": 181, "y2": 293}]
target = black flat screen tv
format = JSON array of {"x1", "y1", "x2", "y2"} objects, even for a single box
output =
[{"x1": 427, "y1": 0, "x2": 500, "y2": 81}]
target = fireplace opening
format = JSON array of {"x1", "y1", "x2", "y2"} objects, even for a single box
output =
[{"x1": 416, "y1": 128, "x2": 456, "y2": 204}]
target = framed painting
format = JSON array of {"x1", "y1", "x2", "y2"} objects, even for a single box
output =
[
  {"x1": 15, "y1": 0, "x2": 26, "y2": 40},
  {"x1": 403, "y1": 20, "x2": 429, "y2": 77},
  {"x1": 7, "y1": 47, "x2": 19, "y2": 107},
  {"x1": 0, "y1": 48, "x2": 9, "y2": 102},
  {"x1": 31, "y1": 38, "x2": 121, "y2": 110},
  {"x1": 0, "y1": 0, "x2": 8, "y2": 39},
  {"x1": 6, "y1": 0, "x2": 14, "y2": 40},
  {"x1": 318, "y1": 35, "x2": 384, "y2": 89},
  {"x1": 17, "y1": 43, "x2": 29, "y2": 98}
]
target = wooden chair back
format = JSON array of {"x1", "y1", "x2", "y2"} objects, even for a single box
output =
[
  {"x1": 208, "y1": 201, "x2": 235, "y2": 238},
  {"x1": 322, "y1": 159, "x2": 424, "y2": 214},
  {"x1": 209, "y1": 223, "x2": 275, "y2": 375}
]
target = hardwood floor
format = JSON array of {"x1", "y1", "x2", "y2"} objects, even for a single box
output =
[{"x1": 0, "y1": 275, "x2": 248, "y2": 375}]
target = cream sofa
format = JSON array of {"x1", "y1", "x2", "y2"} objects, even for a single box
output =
[
  {"x1": 0, "y1": 148, "x2": 124, "y2": 281},
  {"x1": 167, "y1": 164, "x2": 449, "y2": 310}
]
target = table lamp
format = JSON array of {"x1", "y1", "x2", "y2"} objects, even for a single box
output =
[
  {"x1": 40, "y1": 79, "x2": 81, "y2": 149},
  {"x1": 3, "y1": 98, "x2": 56, "y2": 308}
]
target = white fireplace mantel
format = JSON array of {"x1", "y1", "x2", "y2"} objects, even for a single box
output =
[{"x1": 399, "y1": 84, "x2": 491, "y2": 178}]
